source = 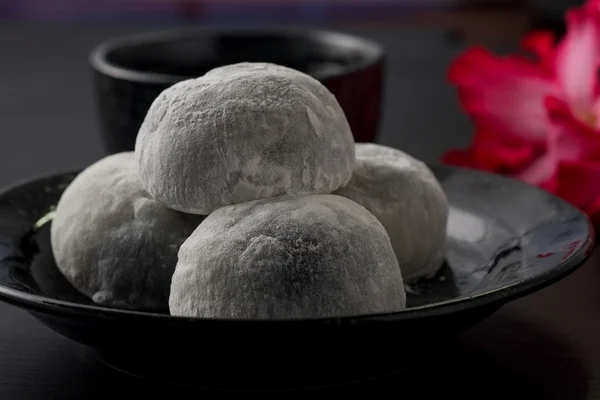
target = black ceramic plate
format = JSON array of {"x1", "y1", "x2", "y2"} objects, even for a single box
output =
[{"x1": 0, "y1": 165, "x2": 594, "y2": 390}]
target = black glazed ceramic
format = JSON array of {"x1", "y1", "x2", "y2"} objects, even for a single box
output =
[
  {"x1": 90, "y1": 27, "x2": 385, "y2": 154},
  {"x1": 0, "y1": 165, "x2": 594, "y2": 390}
]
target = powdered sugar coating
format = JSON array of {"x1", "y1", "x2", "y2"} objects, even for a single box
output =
[
  {"x1": 50, "y1": 152, "x2": 204, "y2": 310},
  {"x1": 335, "y1": 143, "x2": 449, "y2": 283},
  {"x1": 169, "y1": 194, "x2": 406, "y2": 319},
  {"x1": 135, "y1": 62, "x2": 355, "y2": 215}
]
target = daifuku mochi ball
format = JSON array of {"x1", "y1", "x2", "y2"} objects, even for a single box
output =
[
  {"x1": 50, "y1": 152, "x2": 203, "y2": 310},
  {"x1": 335, "y1": 143, "x2": 448, "y2": 283},
  {"x1": 169, "y1": 194, "x2": 406, "y2": 319},
  {"x1": 135, "y1": 62, "x2": 355, "y2": 215}
]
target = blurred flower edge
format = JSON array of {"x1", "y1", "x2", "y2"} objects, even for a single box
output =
[{"x1": 442, "y1": 0, "x2": 600, "y2": 227}]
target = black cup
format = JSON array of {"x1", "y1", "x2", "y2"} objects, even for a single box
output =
[{"x1": 89, "y1": 27, "x2": 385, "y2": 154}]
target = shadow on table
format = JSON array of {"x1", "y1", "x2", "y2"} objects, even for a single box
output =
[
  {"x1": 339, "y1": 311, "x2": 590, "y2": 399},
  {"x1": 63, "y1": 309, "x2": 588, "y2": 400}
]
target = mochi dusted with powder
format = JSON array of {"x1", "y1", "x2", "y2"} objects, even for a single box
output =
[
  {"x1": 335, "y1": 143, "x2": 449, "y2": 283},
  {"x1": 135, "y1": 62, "x2": 355, "y2": 215},
  {"x1": 50, "y1": 152, "x2": 204, "y2": 310},
  {"x1": 169, "y1": 194, "x2": 406, "y2": 319}
]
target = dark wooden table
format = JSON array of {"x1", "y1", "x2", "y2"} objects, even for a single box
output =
[{"x1": 0, "y1": 20, "x2": 597, "y2": 400}]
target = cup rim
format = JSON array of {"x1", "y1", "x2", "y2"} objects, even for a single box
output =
[{"x1": 89, "y1": 26, "x2": 385, "y2": 85}]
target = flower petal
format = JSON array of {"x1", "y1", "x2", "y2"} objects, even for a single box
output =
[
  {"x1": 521, "y1": 30, "x2": 556, "y2": 70},
  {"x1": 513, "y1": 130, "x2": 558, "y2": 188},
  {"x1": 545, "y1": 95, "x2": 600, "y2": 160},
  {"x1": 556, "y1": 160, "x2": 600, "y2": 214},
  {"x1": 449, "y1": 47, "x2": 557, "y2": 143},
  {"x1": 585, "y1": 0, "x2": 600, "y2": 21},
  {"x1": 441, "y1": 127, "x2": 541, "y2": 175},
  {"x1": 554, "y1": 7, "x2": 599, "y2": 109}
]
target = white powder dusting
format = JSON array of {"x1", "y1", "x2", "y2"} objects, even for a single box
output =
[
  {"x1": 335, "y1": 143, "x2": 449, "y2": 284},
  {"x1": 169, "y1": 194, "x2": 406, "y2": 319},
  {"x1": 50, "y1": 152, "x2": 204, "y2": 310},
  {"x1": 135, "y1": 62, "x2": 356, "y2": 214}
]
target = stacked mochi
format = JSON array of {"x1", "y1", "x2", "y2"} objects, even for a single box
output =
[{"x1": 50, "y1": 62, "x2": 449, "y2": 319}]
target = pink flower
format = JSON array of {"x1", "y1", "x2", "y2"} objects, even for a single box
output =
[{"x1": 442, "y1": 0, "x2": 600, "y2": 224}]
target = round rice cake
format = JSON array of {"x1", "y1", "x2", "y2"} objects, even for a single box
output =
[
  {"x1": 169, "y1": 194, "x2": 406, "y2": 319},
  {"x1": 135, "y1": 62, "x2": 355, "y2": 215}
]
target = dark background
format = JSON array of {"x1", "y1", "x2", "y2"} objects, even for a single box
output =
[
  {"x1": 0, "y1": 0, "x2": 539, "y2": 189},
  {"x1": 1, "y1": 1, "x2": 599, "y2": 399}
]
